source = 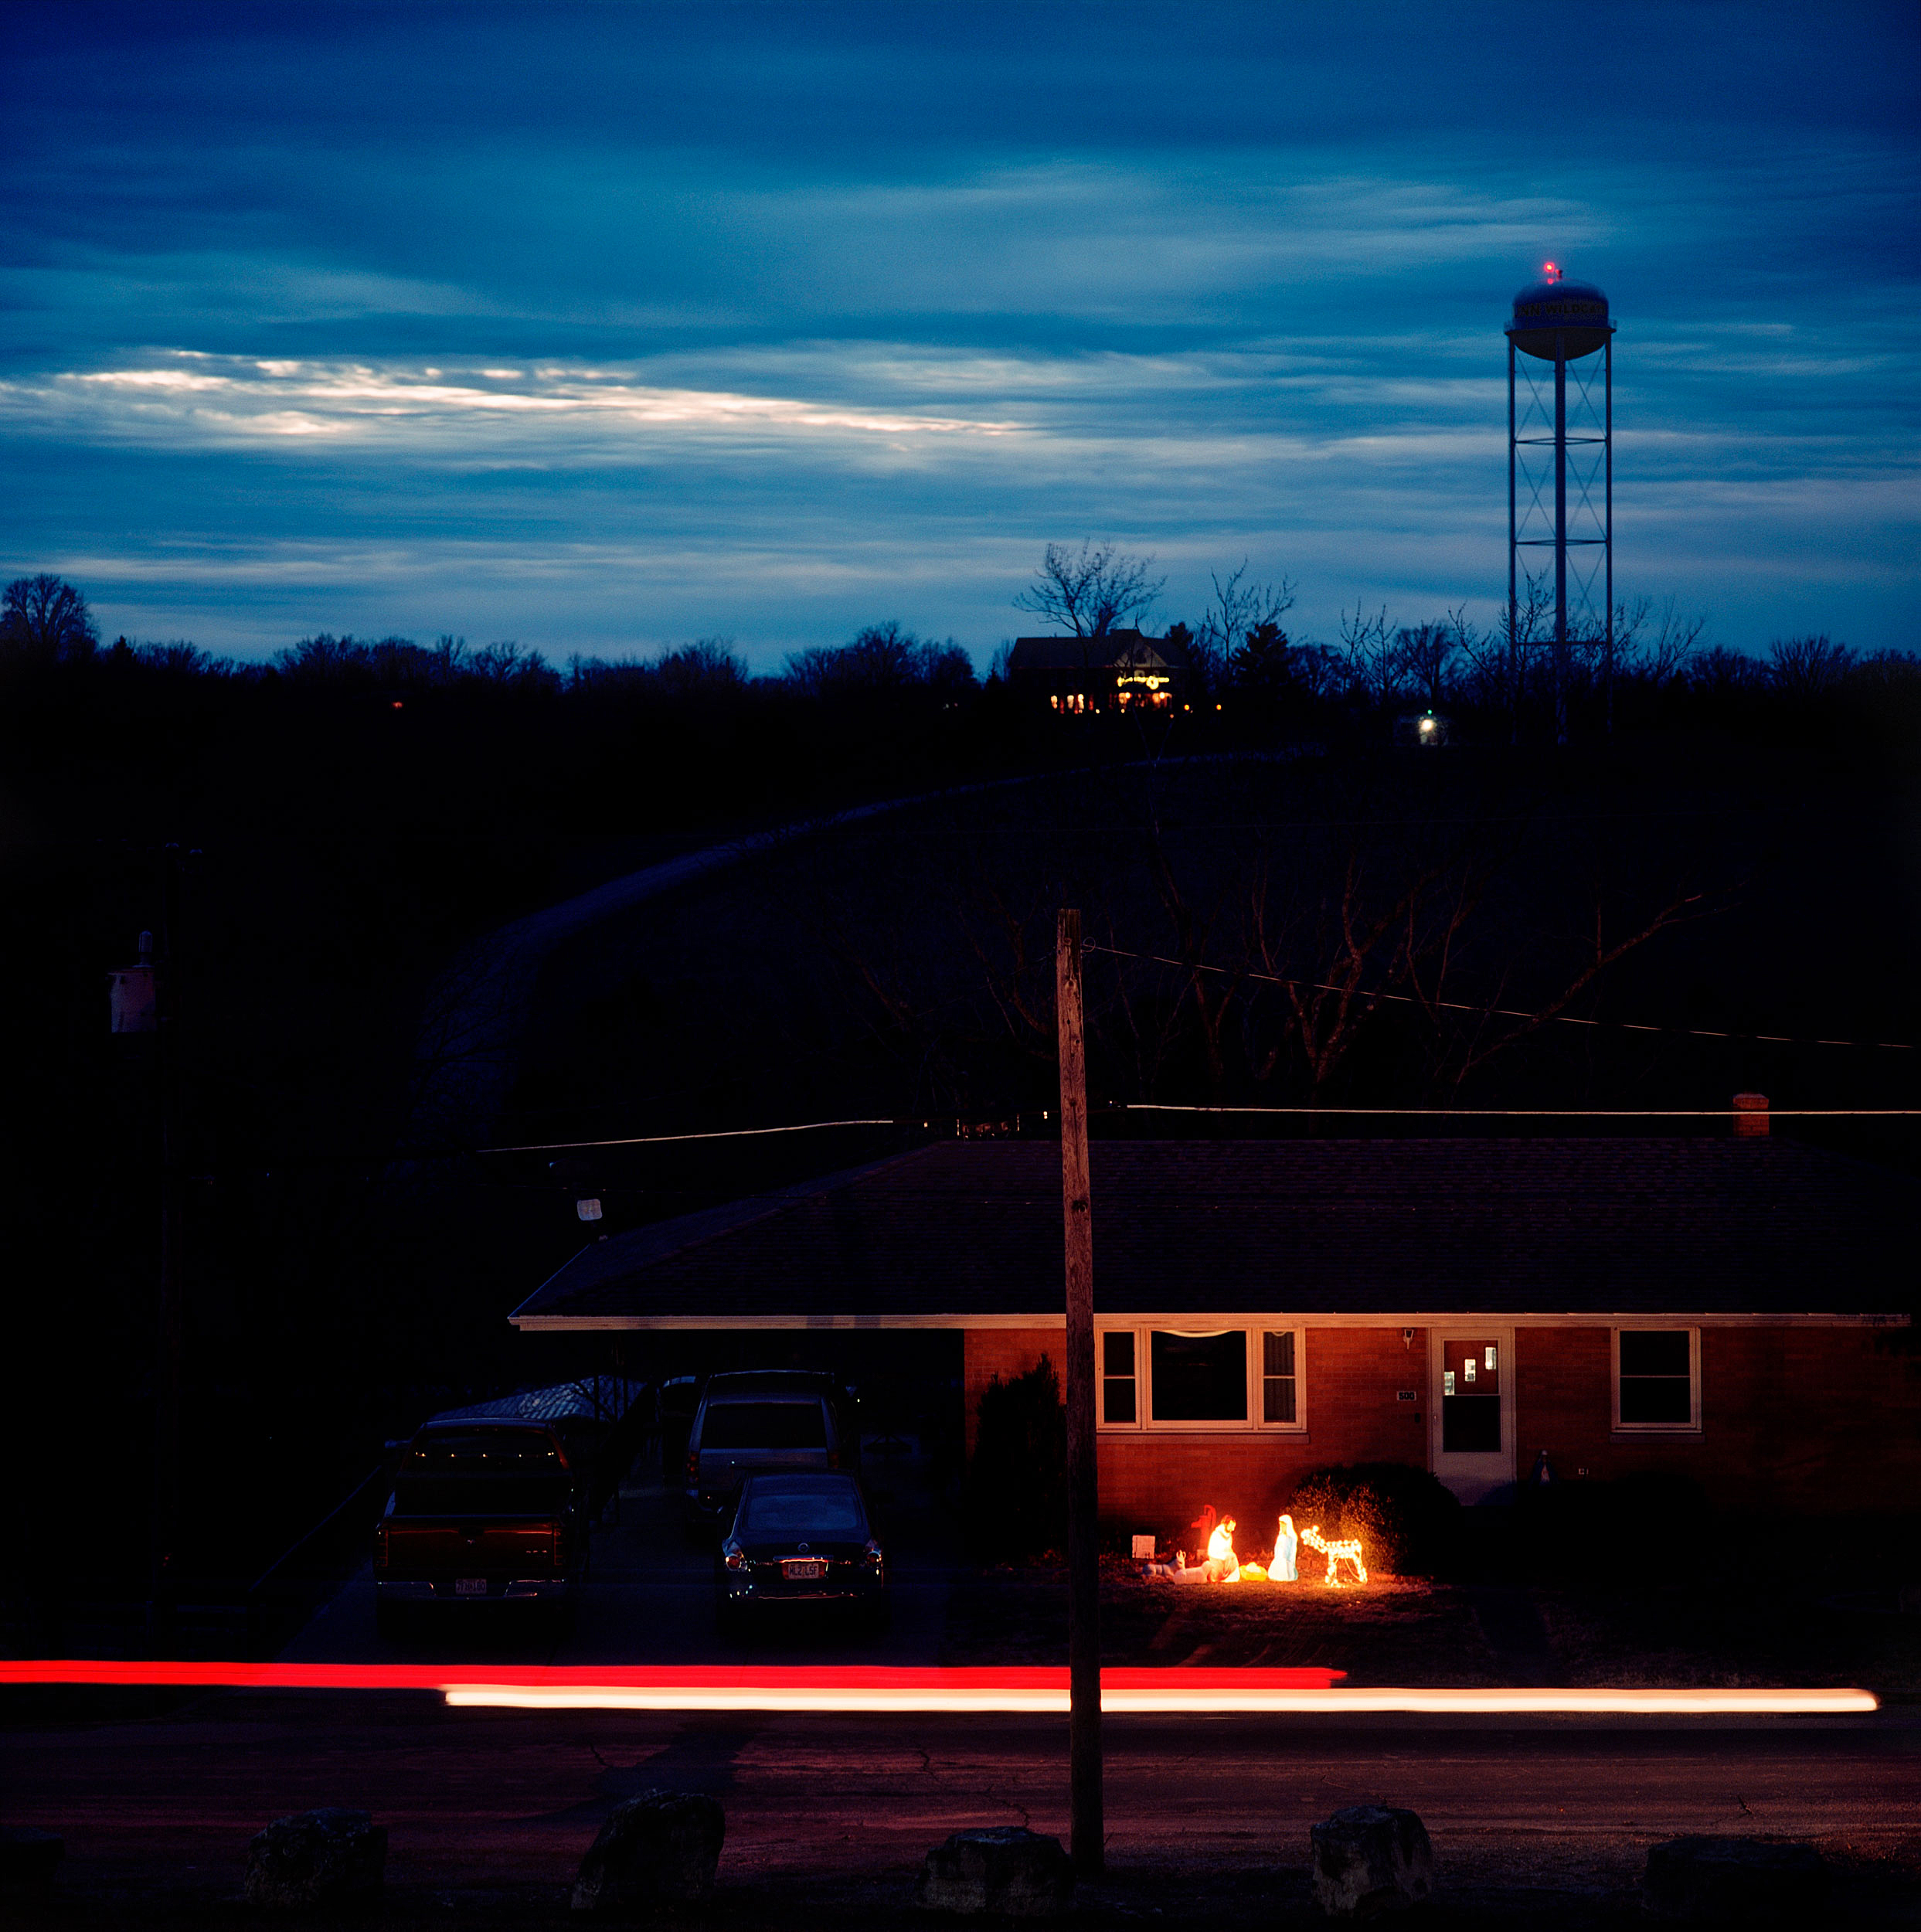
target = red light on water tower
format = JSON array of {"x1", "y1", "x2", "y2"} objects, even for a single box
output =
[{"x1": 1543, "y1": 261, "x2": 1561, "y2": 281}]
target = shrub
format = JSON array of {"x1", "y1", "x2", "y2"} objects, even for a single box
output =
[
  {"x1": 1287, "y1": 1461, "x2": 1462, "y2": 1578},
  {"x1": 965, "y1": 1355, "x2": 1067, "y2": 1563}
]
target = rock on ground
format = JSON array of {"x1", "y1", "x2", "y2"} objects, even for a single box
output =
[
  {"x1": 1309, "y1": 1804, "x2": 1435, "y2": 1918},
  {"x1": 244, "y1": 1808, "x2": 386, "y2": 1910},
  {"x1": 572, "y1": 1790, "x2": 726, "y2": 1916},
  {"x1": 1643, "y1": 1835, "x2": 1828, "y2": 1923},
  {"x1": 914, "y1": 1826, "x2": 1076, "y2": 1918}
]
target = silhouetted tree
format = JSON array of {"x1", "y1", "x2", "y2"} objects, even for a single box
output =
[
  {"x1": 2, "y1": 573, "x2": 99, "y2": 664},
  {"x1": 1614, "y1": 597, "x2": 1706, "y2": 687},
  {"x1": 786, "y1": 621, "x2": 974, "y2": 699},
  {"x1": 1229, "y1": 619, "x2": 1297, "y2": 706},
  {"x1": 1768, "y1": 634, "x2": 1854, "y2": 702},
  {"x1": 1396, "y1": 611, "x2": 1467, "y2": 711},
  {"x1": 1335, "y1": 600, "x2": 1399, "y2": 706},
  {"x1": 1198, "y1": 559, "x2": 1296, "y2": 692},
  {"x1": 1013, "y1": 540, "x2": 1164, "y2": 637}
]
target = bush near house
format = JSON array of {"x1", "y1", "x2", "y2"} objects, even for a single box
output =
[
  {"x1": 1287, "y1": 1462, "x2": 1463, "y2": 1578},
  {"x1": 967, "y1": 1356, "x2": 1067, "y2": 1562},
  {"x1": 1516, "y1": 1468, "x2": 1714, "y2": 1582}
]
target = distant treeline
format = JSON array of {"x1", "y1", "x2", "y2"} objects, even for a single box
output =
[{"x1": 5, "y1": 570, "x2": 1916, "y2": 751}]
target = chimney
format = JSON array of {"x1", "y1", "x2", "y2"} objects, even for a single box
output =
[{"x1": 1731, "y1": 1092, "x2": 1770, "y2": 1138}]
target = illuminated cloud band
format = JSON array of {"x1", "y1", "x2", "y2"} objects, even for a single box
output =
[{"x1": 0, "y1": 352, "x2": 1025, "y2": 456}]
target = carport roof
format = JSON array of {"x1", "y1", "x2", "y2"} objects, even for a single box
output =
[{"x1": 509, "y1": 1137, "x2": 1915, "y2": 1329}]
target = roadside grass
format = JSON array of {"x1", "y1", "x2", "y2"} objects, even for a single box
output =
[{"x1": 940, "y1": 1522, "x2": 1921, "y2": 1691}]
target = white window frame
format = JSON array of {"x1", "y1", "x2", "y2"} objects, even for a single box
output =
[
  {"x1": 1611, "y1": 1325, "x2": 1702, "y2": 1434},
  {"x1": 1093, "y1": 1324, "x2": 1306, "y2": 1434}
]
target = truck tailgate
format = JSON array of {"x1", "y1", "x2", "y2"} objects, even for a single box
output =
[{"x1": 382, "y1": 1522, "x2": 557, "y2": 1577}]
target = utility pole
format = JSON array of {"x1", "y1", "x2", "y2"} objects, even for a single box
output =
[
  {"x1": 153, "y1": 845, "x2": 185, "y2": 1649},
  {"x1": 1056, "y1": 908, "x2": 1101, "y2": 1876}
]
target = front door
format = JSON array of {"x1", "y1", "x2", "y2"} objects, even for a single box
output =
[{"x1": 1428, "y1": 1329, "x2": 1515, "y2": 1503}]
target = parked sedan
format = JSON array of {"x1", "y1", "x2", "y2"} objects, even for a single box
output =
[{"x1": 714, "y1": 1473, "x2": 887, "y2": 1635}]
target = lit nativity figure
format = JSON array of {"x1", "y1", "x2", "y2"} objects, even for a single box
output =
[
  {"x1": 1205, "y1": 1515, "x2": 1241, "y2": 1583},
  {"x1": 1270, "y1": 1513, "x2": 1299, "y2": 1583}
]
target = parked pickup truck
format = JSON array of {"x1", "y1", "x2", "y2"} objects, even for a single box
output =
[{"x1": 374, "y1": 1419, "x2": 590, "y2": 1630}]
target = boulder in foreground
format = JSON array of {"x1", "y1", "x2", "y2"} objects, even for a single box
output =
[
  {"x1": 244, "y1": 1808, "x2": 386, "y2": 1910},
  {"x1": 914, "y1": 1826, "x2": 1075, "y2": 1917},
  {"x1": 0, "y1": 1827, "x2": 65, "y2": 1888},
  {"x1": 572, "y1": 1790, "x2": 726, "y2": 1915},
  {"x1": 1309, "y1": 1804, "x2": 1434, "y2": 1917}
]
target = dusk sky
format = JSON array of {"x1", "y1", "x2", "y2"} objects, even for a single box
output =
[{"x1": 4, "y1": 3, "x2": 1916, "y2": 670}]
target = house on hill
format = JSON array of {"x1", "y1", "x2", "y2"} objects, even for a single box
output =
[
  {"x1": 1006, "y1": 630, "x2": 1193, "y2": 713},
  {"x1": 510, "y1": 1129, "x2": 1917, "y2": 1531}
]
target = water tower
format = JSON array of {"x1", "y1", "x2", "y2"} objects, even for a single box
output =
[{"x1": 1506, "y1": 265, "x2": 1614, "y2": 730}]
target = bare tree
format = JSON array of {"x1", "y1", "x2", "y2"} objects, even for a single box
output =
[
  {"x1": 787, "y1": 621, "x2": 974, "y2": 698},
  {"x1": 1767, "y1": 634, "x2": 1855, "y2": 702},
  {"x1": 1483, "y1": 567, "x2": 1553, "y2": 742},
  {"x1": 1197, "y1": 560, "x2": 1296, "y2": 689},
  {"x1": 2, "y1": 573, "x2": 98, "y2": 664},
  {"x1": 1613, "y1": 597, "x2": 1706, "y2": 687},
  {"x1": 1396, "y1": 608, "x2": 1469, "y2": 711},
  {"x1": 1335, "y1": 601, "x2": 1399, "y2": 706},
  {"x1": 1014, "y1": 541, "x2": 1165, "y2": 638}
]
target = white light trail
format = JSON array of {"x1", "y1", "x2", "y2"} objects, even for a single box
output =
[{"x1": 440, "y1": 1684, "x2": 1878, "y2": 1716}]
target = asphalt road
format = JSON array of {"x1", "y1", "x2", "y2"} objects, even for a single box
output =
[{"x1": 5, "y1": 1695, "x2": 1918, "y2": 1925}]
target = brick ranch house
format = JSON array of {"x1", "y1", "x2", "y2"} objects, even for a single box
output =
[{"x1": 509, "y1": 1134, "x2": 1918, "y2": 1529}]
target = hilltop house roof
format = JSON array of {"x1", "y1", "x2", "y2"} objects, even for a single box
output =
[
  {"x1": 1007, "y1": 631, "x2": 1188, "y2": 674},
  {"x1": 509, "y1": 1137, "x2": 1913, "y2": 1331}
]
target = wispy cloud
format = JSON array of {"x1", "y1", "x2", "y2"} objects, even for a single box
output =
[{"x1": 2, "y1": 352, "x2": 1028, "y2": 457}]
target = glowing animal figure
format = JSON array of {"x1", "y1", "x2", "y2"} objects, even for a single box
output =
[{"x1": 1300, "y1": 1523, "x2": 1368, "y2": 1586}]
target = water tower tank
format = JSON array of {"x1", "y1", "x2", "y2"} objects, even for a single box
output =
[{"x1": 1508, "y1": 275, "x2": 1611, "y2": 360}]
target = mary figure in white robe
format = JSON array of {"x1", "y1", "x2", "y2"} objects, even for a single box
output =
[{"x1": 1270, "y1": 1513, "x2": 1299, "y2": 1583}]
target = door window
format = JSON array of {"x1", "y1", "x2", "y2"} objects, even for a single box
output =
[{"x1": 1441, "y1": 1337, "x2": 1501, "y2": 1453}]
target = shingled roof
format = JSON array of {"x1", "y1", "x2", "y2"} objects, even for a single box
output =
[
  {"x1": 510, "y1": 1138, "x2": 1914, "y2": 1328},
  {"x1": 1006, "y1": 631, "x2": 1188, "y2": 673}
]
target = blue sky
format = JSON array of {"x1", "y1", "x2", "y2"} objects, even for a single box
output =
[{"x1": 3, "y1": 2, "x2": 1916, "y2": 668}]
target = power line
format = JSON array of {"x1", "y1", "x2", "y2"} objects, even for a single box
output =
[
  {"x1": 477, "y1": 1117, "x2": 900, "y2": 1156},
  {"x1": 1125, "y1": 1104, "x2": 1921, "y2": 1120},
  {"x1": 1083, "y1": 943, "x2": 1916, "y2": 1054},
  {"x1": 186, "y1": 1101, "x2": 1921, "y2": 1176},
  {"x1": 484, "y1": 1104, "x2": 1921, "y2": 1158}
]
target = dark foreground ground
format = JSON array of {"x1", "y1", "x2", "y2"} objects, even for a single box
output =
[
  {"x1": 5, "y1": 1692, "x2": 1919, "y2": 1928},
  {"x1": 12, "y1": 1451, "x2": 1919, "y2": 1923}
]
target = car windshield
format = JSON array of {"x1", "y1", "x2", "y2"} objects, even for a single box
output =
[
  {"x1": 738, "y1": 1486, "x2": 865, "y2": 1540},
  {"x1": 700, "y1": 1400, "x2": 826, "y2": 1450}
]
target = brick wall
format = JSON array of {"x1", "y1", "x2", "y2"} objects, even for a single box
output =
[
  {"x1": 963, "y1": 1325, "x2": 1429, "y2": 1550},
  {"x1": 1513, "y1": 1324, "x2": 1921, "y2": 1511},
  {"x1": 962, "y1": 1321, "x2": 1921, "y2": 1538}
]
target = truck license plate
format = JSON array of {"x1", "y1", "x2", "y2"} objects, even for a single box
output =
[
  {"x1": 455, "y1": 1577, "x2": 488, "y2": 1596},
  {"x1": 781, "y1": 1560, "x2": 826, "y2": 1580}
]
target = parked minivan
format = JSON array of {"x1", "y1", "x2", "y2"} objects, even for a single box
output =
[{"x1": 684, "y1": 1371, "x2": 859, "y2": 1529}]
